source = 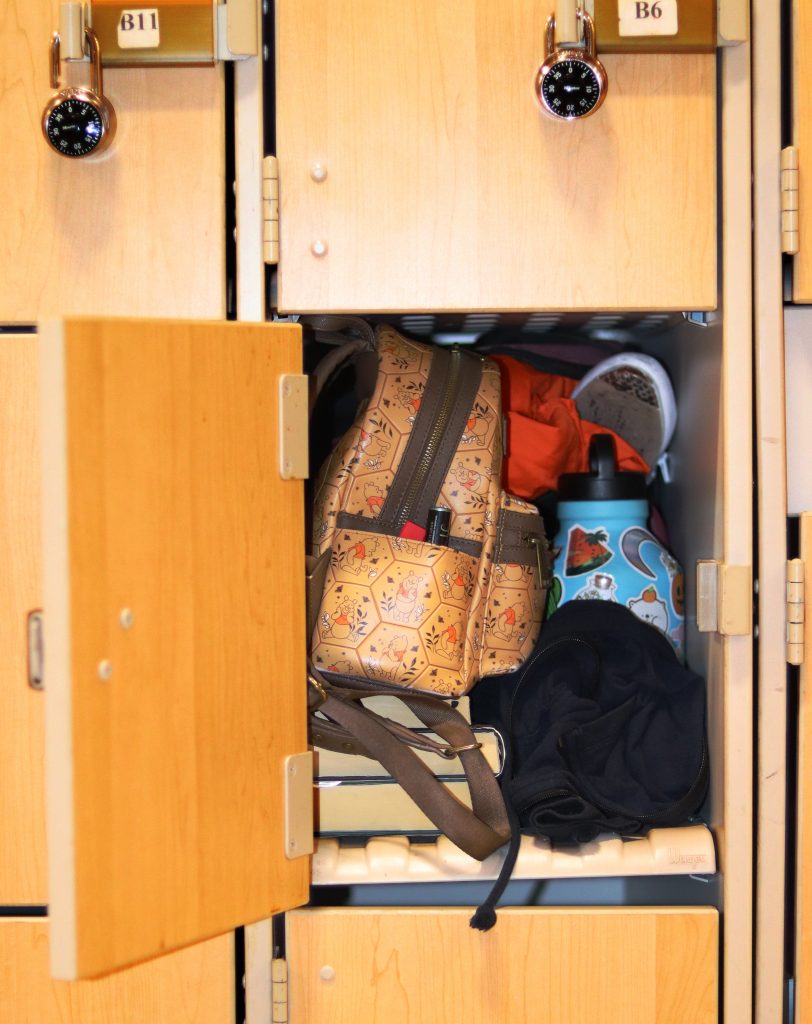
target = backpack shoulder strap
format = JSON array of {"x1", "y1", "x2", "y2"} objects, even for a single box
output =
[
  {"x1": 308, "y1": 670, "x2": 511, "y2": 861},
  {"x1": 302, "y1": 316, "x2": 378, "y2": 415}
]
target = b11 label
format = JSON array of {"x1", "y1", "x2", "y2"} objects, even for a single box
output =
[
  {"x1": 118, "y1": 8, "x2": 161, "y2": 49},
  {"x1": 618, "y1": 0, "x2": 678, "y2": 36}
]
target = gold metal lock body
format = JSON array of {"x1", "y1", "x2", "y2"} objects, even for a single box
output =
[
  {"x1": 42, "y1": 27, "x2": 116, "y2": 158},
  {"x1": 535, "y1": 10, "x2": 608, "y2": 121}
]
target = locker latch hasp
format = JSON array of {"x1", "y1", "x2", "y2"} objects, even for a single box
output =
[
  {"x1": 696, "y1": 561, "x2": 752, "y2": 635},
  {"x1": 787, "y1": 558, "x2": 805, "y2": 665},
  {"x1": 278, "y1": 374, "x2": 309, "y2": 481},
  {"x1": 284, "y1": 752, "x2": 314, "y2": 860}
]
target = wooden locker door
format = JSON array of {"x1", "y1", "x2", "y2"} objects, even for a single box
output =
[
  {"x1": 792, "y1": 0, "x2": 812, "y2": 300},
  {"x1": 0, "y1": 0, "x2": 228, "y2": 910},
  {"x1": 285, "y1": 907, "x2": 718, "y2": 1023},
  {"x1": 0, "y1": 0, "x2": 225, "y2": 322},
  {"x1": 752, "y1": 3, "x2": 792, "y2": 1023},
  {"x1": 40, "y1": 317, "x2": 310, "y2": 979},
  {"x1": 0, "y1": 919, "x2": 234, "y2": 1023},
  {"x1": 795, "y1": 513, "x2": 812, "y2": 1022},
  {"x1": 0, "y1": 335, "x2": 47, "y2": 904},
  {"x1": 275, "y1": 0, "x2": 716, "y2": 314}
]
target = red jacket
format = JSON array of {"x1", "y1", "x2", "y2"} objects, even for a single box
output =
[{"x1": 493, "y1": 355, "x2": 650, "y2": 499}]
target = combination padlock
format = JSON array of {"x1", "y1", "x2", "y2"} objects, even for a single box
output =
[
  {"x1": 42, "y1": 27, "x2": 116, "y2": 158},
  {"x1": 535, "y1": 9, "x2": 608, "y2": 121}
]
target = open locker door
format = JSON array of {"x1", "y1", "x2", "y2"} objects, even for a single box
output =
[
  {"x1": 792, "y1": 0, "x2": 812, "y2": 301},
  {"x1": 796, "y1": 514, "x2": 812, "y2": 1023},
  {"x1": 39, "y1": 317, "x2": 311, "y2": 979}
]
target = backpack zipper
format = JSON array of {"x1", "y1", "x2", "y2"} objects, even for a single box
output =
[{"x1": 394, "y1": 346, "x2": 463, "y2": 531}]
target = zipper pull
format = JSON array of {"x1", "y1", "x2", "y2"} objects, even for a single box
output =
[{"x1": 530, "y1": 535, "x2": 547, "y2": 588}]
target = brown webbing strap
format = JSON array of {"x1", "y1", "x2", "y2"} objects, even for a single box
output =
[{"x1": 309, "y1": 673, "x2": 511, "y2": 861}]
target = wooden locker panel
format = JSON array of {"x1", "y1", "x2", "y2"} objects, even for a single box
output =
[
  {"x1": 796, "y1": 512, "x2": 812, "y2": 1024},
  {"x1": 40, "y1": 318, "x2": 309, "y2": 978},
  {"x1": 793, "y1": 0, "x2": 812, "y2": 300},
  {"x1": 276, "y1": 1, "x2": 716, "y2": 314},
  {"x1": 0, "y1": 336, "x2": 47, "y2": 903},
  {"x1": 0, "y1": 919, "x2": 234, "y2": 1023},
  {"x1": 286, "y1": 907, "x2": 718, "y2": 1024},
  {"x1": 0, "y1": 0, "x2": 225, "y2": 323}
]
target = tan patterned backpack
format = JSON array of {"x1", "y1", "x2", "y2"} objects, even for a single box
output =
[
  {"x1": 305, "y1": 319, "x2": 551, "y2": 861},
  {"x1": 309, "y1": 322, "x2": 551, "y2": 693}
]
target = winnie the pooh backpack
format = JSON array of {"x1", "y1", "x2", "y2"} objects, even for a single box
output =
[{"x1": 305, "y1": 318, "x2": 552, "y2": 862}]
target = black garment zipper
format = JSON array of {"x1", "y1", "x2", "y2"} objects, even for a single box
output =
[{"x1": 394, "y1": 346, "x2": 463, "y2": 532}]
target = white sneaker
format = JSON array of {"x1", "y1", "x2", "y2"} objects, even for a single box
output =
[{"x1": 570, "y1": 353, "x2": 677, "y2": 467}]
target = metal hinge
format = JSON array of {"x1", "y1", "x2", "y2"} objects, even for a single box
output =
[
  {"x1": 272, "y1": 957, "x2": 289, "y2": 1024},
  {"x1": 263, "y1": 156, "x2": 280, "y2": 265},
  {"x1": 782, "y1": 146, "x2": 800, "y2": 255},
  {"x1": 696, "y1": 561, "x2": 752, "y2": 635},
  {"x1": 788, "y1": 558, "x2": 805, "y2": 666}
]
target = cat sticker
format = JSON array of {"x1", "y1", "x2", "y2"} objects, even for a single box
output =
[{"x1": 628, "y1": 586, "x2": 668, "y2": 632}]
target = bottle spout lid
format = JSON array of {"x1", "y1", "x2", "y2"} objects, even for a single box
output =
[{"x1": 557, "y1": 434, "x2": 647, "y2": 501}]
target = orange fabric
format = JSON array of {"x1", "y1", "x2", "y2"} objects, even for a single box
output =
[{"x1": 493, "y1": 355, "x2": 650, "y2": 500}]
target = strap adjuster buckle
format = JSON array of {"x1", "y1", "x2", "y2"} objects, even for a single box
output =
[{"x1": 308, "y1": 674, "x2": 329, "y2": 709}]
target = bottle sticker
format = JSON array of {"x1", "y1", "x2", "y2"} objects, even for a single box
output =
[
  {"x1": 118, "y1": 9, "x2": 161, "y2": 49},
  {"x1": 618, "y1": 0, "x2": 678, "y2": 36}
]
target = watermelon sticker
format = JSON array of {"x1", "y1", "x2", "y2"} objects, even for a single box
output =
[{"x1": 564, "y1": 526, "x2": 613, "y2": 577}]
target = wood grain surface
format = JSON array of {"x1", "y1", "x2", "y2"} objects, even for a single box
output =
[
  {"x1": 795, "y1": 512, "x2": 812, "y2": 1024},
  {"x1": 41, "y1": 318, "x2": 309, "y2": 978},
  {"x1": 287, "y1": 907, "x2": 718, "y2": 1024},
  {"x1": 0, "y1": 0, "x2": 225, "y2": 323},
  {"x1": 276, "y1": 0, "x2": 716, "y2": 313},
  {"x1": 0, "y1": 336, "x2": 47, "y2": 904},
  {"x1": 0, "y1": 919, "x2": 234, "y2": 1023},
  {"x1": 794, "y1": 0, "x2": 812, "y2": 299}
]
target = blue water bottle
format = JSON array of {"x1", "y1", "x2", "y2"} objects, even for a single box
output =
[{"x1": 549, "y1": 435, "x2": 685, "y2": 657}]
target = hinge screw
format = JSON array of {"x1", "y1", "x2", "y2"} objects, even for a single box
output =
[
  {"x1": 119, "y1": 608, "x2": 134, "y2": 629},
  {"x1": 97, "y1": 660, "x2": 113, "y2": 681}
]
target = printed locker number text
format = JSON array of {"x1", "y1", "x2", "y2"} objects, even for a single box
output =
[
  {"x1": 618, "y1": 0, "x2": 678, "y2": 36},
  {"x1": 118, "y1": 9, "x2": 161, "y2": 49}
]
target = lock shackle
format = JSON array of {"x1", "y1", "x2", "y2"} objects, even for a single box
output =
[
  {"x1": 545, "y1": 8, "x2": 597, "y2": 58},
  {"x1": 49, "y1": 26, "x2": 104, "y2": 95},
  {"x1": 86, "y1": 27, "x2": 104, "y2": 97}
]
